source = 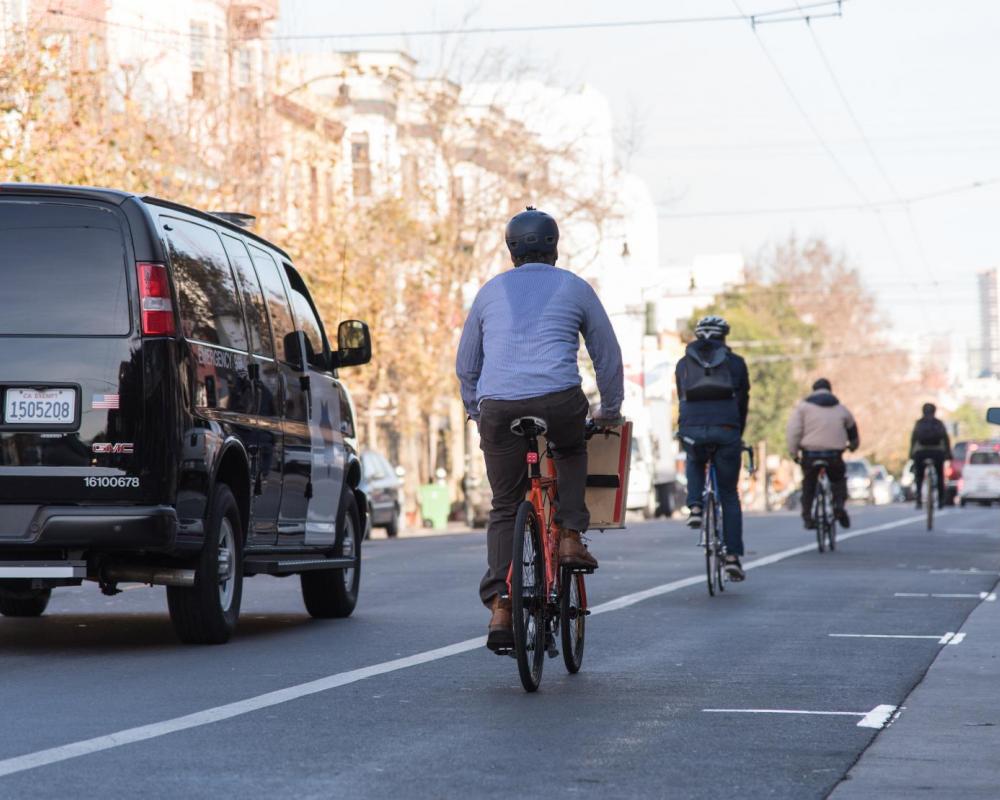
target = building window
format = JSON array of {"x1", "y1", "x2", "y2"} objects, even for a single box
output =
[
  {"x1": 237, "y1": 47, "x2": 253, "y2": 86},
  {"x1": 351, "y1": 134, "x2": 371, "y2": 197},
  {"x1": 190, "y1": 21, "x2": 208, "y2": 71}
]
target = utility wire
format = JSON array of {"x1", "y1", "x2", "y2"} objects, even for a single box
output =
[
  {"x1": 46, "y1": 2, "x2": 848, "y2": 42},
  {"x1": 795, "y1": 2, "x2": 940, "y2": 291},
  {"x1": 656, "y1": 176, "x2": 1000, "y2": 218},
  {"x1": 731, "y1": 0, "x2": 924, "y2": 314}
]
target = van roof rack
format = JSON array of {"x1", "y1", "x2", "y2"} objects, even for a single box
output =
[{"x1": 210, "y1": 211, "x2": 256, "y2": 229}]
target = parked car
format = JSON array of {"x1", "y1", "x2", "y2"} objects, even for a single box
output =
[
  {"x1": 870, "y1": 465, "x2": 896, "y2": 505},
  {"x1": 626, "y1": 438, "x2": 658, "y2": 519},
  {"x1": 944, "y1": 440, "x2": 971, "y2": 505},
  {"x1": 958, "y1": 443, "x2": 1000, "y2": 506},
  {"x1": 360, "y1": 450, "x2": 402, "y2": 538},
  {"x1": 899, "y1": 460, "x2": 916, "y2": 501},
  {"x1": 845, "y1": 459, "x2": 875, "y2": 503},
  {"x1": 0, "y1": 184, "x2": 372, "y2": 643}
]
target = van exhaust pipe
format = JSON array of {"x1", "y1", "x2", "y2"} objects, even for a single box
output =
[{"x1": 101, "y1": 565, "x2": 196, "y2": 587}]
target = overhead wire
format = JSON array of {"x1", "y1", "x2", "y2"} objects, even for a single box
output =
[
  {"x1": 794, "y1": 1, "x2": 942, "y2": 293},
  {"x1": 655, "y1": 176, "x2": 1000, "y2": 218},
  {"x1": 46, "y1": 2, "x2": 849, "y2": 42},
  {"x1": 729, "y1": 0, "x2": 929, "y2": 316}
]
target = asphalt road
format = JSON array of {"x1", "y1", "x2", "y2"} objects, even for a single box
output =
[{"x1": 0, "y1": 504, "x2": 997, "y2": 798}]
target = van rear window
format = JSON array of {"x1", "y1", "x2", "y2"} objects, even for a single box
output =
[
  {"x1": 969, "y1": 451, "x2": 1000, "y2": 465},
  {"x1": 0, "y1": 201, "x2": 130, "y2": 336}
]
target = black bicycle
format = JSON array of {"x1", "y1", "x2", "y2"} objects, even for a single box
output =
[
  {"x1": 812, "y1": 460, "x2": 837, "y2": 553},
  {"x1": 682, "y1": 437, "x2": 755, "y2": 596}
]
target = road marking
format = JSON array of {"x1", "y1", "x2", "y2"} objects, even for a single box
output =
[
  {"x1": 702, "y1": 704, "x2": 898, "y2": 730},
  {"x1": 893, "y1": 592, "x2": 996, "y2": 600},
  {"x1": 0, "y1": 512, "x2": 932, "y2": 779},
  {"x1": 829, "y1": 632, "x2": 965, "y2": 645},
  {"x1": 928, "y1": 568, "x2": 998, "y2": 575}
]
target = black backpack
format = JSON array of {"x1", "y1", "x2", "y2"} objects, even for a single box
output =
[
  {"x1": 680, "y1": 342, "x2": 736, "y2": 402},
  {"x1": 914, "y1": 417, "x2": 943, "y2": 447}
]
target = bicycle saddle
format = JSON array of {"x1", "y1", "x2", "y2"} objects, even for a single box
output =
[{"x1": 510, "y1": 416, "x2": 548, "y2": 437}]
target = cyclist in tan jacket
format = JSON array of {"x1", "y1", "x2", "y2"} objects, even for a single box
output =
[{"x1": 787, "y1": 378, "x2": 859, "y2": 530}]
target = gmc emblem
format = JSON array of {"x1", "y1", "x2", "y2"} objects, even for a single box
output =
[{"x1": 92, "y1": 442, "x2": 134, "y2": 455}]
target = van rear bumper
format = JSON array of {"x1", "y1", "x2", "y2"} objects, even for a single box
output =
[{"x1": 0, "y1": 505, "x2": 178, "y2": 551}]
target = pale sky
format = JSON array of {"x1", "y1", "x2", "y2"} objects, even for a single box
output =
[{"x1": 276, "y1": 0, "x2": 1000, "y2": 355}]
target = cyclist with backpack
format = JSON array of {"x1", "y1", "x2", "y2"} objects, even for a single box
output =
[
  {"x1": 676, "y1": 315, "x2": 750, "y2": 581},
  {"x1": 787, "y1": 378, "x2": 859, "y2": 530},
  {"x1": 909, "y1": 403, "x2": 952, "y2": 509}
]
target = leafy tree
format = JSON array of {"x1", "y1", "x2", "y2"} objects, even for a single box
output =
[{"x1": 949, "y1": 403, "x2": 993, "y2": 442}]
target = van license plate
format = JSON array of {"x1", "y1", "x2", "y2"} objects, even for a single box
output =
[{"x1": 4, "y1": 388, "x2": 77, "y2": 425}]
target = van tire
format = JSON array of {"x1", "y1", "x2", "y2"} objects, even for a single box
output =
[
  {"x1": 167, "y1": 484, "x2": 244, "y2": 644},
  {"x1": 0, "y1": 587, "x2": 51, "y2": 617},
  {"x1": 301, "y1": 490, "x2": 361, "y2": 618}
]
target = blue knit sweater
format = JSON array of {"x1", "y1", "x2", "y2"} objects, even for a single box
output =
[{"x1": 456, "y1": 263, "x2": 624, "y2": 421}]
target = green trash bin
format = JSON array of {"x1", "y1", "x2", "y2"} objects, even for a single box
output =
[{"x1": 418, "y1": 484, "x2": 450, "y2": 529}]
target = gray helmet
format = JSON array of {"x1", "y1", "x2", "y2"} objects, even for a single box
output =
[
  {"x1": 695, "y1": 315, "x2": 730, "y2": 340},
  {"x1": 505, "y1": 206, "x2": 559, "y2": 258}
]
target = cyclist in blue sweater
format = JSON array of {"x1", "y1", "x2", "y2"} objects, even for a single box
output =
[{"x1": 456, "y1": 207, "x2": 624, "y2": 651}]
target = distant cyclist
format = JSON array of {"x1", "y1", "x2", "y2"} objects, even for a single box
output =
[
  {"x1": 909, "y1": 403, "x2": 952, "y2": 510},
  {"x1": 676, "y1": 315, "x2": 750, "y2": 581},
  {"x1": 787, "y1": 378, "x2": 859, "y2": 530}
]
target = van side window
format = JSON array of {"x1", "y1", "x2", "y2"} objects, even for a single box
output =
[
  {"x1": 285, "y1": 267, "x2": 327, "y2": 372},
  {"x1": 222, "y1": 234, "x2": 274, "y2": 358},
  {"x1": 248, "y1": 245, "x2": 297, "y2": 367},
  {"x1": 164, "y1": 217, "x2": 248, "y2": 351}
]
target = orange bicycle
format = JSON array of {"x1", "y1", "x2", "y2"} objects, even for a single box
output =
[{"x1": 503, "y1": 415, "x2": 599, "y2": 692}]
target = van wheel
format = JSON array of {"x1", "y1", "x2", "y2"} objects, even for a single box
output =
[
  {"x1": 301, "y1": 490, "x2": 361, "y2": 618},
  {"x1": 384, "y1": 507, "x2": 400, "y2": 538},
  {"x1": 167, "y1": 484, "x2": 243, "y2": 644},
  {"x1": 0, "y1": 586, "x2": 50, "y2": 617}
]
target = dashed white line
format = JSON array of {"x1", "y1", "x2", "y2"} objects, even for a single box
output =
[
  {"x1": 0, "y1": 512, "x2": 934, "y2": 779},
  {"x1": 829, "y1": 632, "x2": 966, "y2": 646},
  {"x1": 702, "y1": 704, "x2": 899, "y2": 730}
]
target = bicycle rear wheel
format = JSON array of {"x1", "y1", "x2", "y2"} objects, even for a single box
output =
[
  {"x1": 560, "y1": 567, "x2": 586, "y2": 674},
  {"x1": 815, "y1": 492, "x2": 826, "y2": 553},
  {"x1": 512, "y1": 501, "x2": 546, "y2": 692},
  {"x1": 713, "y1": 500, "x2": 725, "y2": 593},
  {"x1": 704, "y1": 495, "x2": 717, "y2": 597},
  {"x1": 926, "y1": 471, "x2": 935, "y2": 531}
]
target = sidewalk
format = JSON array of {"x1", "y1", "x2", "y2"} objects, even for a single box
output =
[{"x1": 831, "y1": 578, "x2": 1000, "y2": 799}]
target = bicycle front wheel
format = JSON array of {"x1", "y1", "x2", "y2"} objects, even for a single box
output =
[
  {"x1": 560, "y1": 567, "x2": 586, "y2": 674},
  {"x1": 511, "y1": 501, "x2": 546, "y2": 692}
]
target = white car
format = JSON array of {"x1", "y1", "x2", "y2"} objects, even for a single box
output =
[
  {"x1": 959, "y1": 445, "x2": 1000, "y2": 506},
  {"x1": 626, "y1": 439, "x2": 658, "y2": 519}
]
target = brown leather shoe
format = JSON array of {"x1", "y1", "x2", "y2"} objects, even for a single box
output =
[
  {"x1": 486, "y1": 595, "x2": 513, "y2": 651},
  {"x1": 559, "y1": 529, "x2": 598, "y2": 570}
]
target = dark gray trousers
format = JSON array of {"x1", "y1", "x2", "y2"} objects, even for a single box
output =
[{"x1": 477, "y1": 387, "x2": 590, "y2": 605}]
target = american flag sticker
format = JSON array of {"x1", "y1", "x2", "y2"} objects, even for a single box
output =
[{"x1": 92, "y1": 394, "x2": 120, "y2": 410}]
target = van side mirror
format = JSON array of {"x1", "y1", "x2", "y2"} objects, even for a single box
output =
[
  {"x1": 333, "y1": 320, "x2": 372, "y2": 368},
  {"x1": 987, "y1": 407, "x2": 1000, "y2": 425}
]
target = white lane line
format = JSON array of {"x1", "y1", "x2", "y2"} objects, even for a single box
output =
[
  {"x1": 0, "y1": 512, "x2": 930, "y2": 779},
  {"x1": 702, "y1": 704, "x2": 899, "y2": 730},
  {"x1": 928, "y1": 568, "x2": 998, "y2": 575},
  {"x1": 857, "y1": 704, "x2": 899, "y2": 729},
  {"x1": 829, "y1": 632, "x2": 966, "y2": 645},
  {"x1": 893, "y1": 592, "x2": 996, "y2": 600}
]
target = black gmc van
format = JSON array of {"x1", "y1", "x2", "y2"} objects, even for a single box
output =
[{"x1": 0, "y1": 184, "x2": 372, "y2": 643}]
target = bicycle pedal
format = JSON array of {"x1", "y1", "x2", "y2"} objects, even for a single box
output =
[
  {"x1": 570, "y1": 566, "x2": 596, "y2": 574},
  {"x1": 492, "y1": 647, "x2": 513, "y2": 657},
  {"x1": 546, "y1": 646, "x2": 560, "y2": 659}
]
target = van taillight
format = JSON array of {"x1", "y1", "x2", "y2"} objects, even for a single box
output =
[{"x1": 136, "y1": 262, "x2": 175, "y2": 336}]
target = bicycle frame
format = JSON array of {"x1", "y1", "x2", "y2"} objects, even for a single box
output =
[{"x1": 506, "y1": 434, "x2": 587, "y2": 611}]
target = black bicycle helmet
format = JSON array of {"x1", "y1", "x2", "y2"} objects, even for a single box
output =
[
  {"x1": 694, "y1": 315, "x2": 730, "y2": 340},
  {"x1": 504, "y1": 206, "x2": 559, "y2": 258}
]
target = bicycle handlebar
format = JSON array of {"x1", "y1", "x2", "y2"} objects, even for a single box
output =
[{"x1": 585, "y1": 417, "x2": 624, "y2": 440}]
